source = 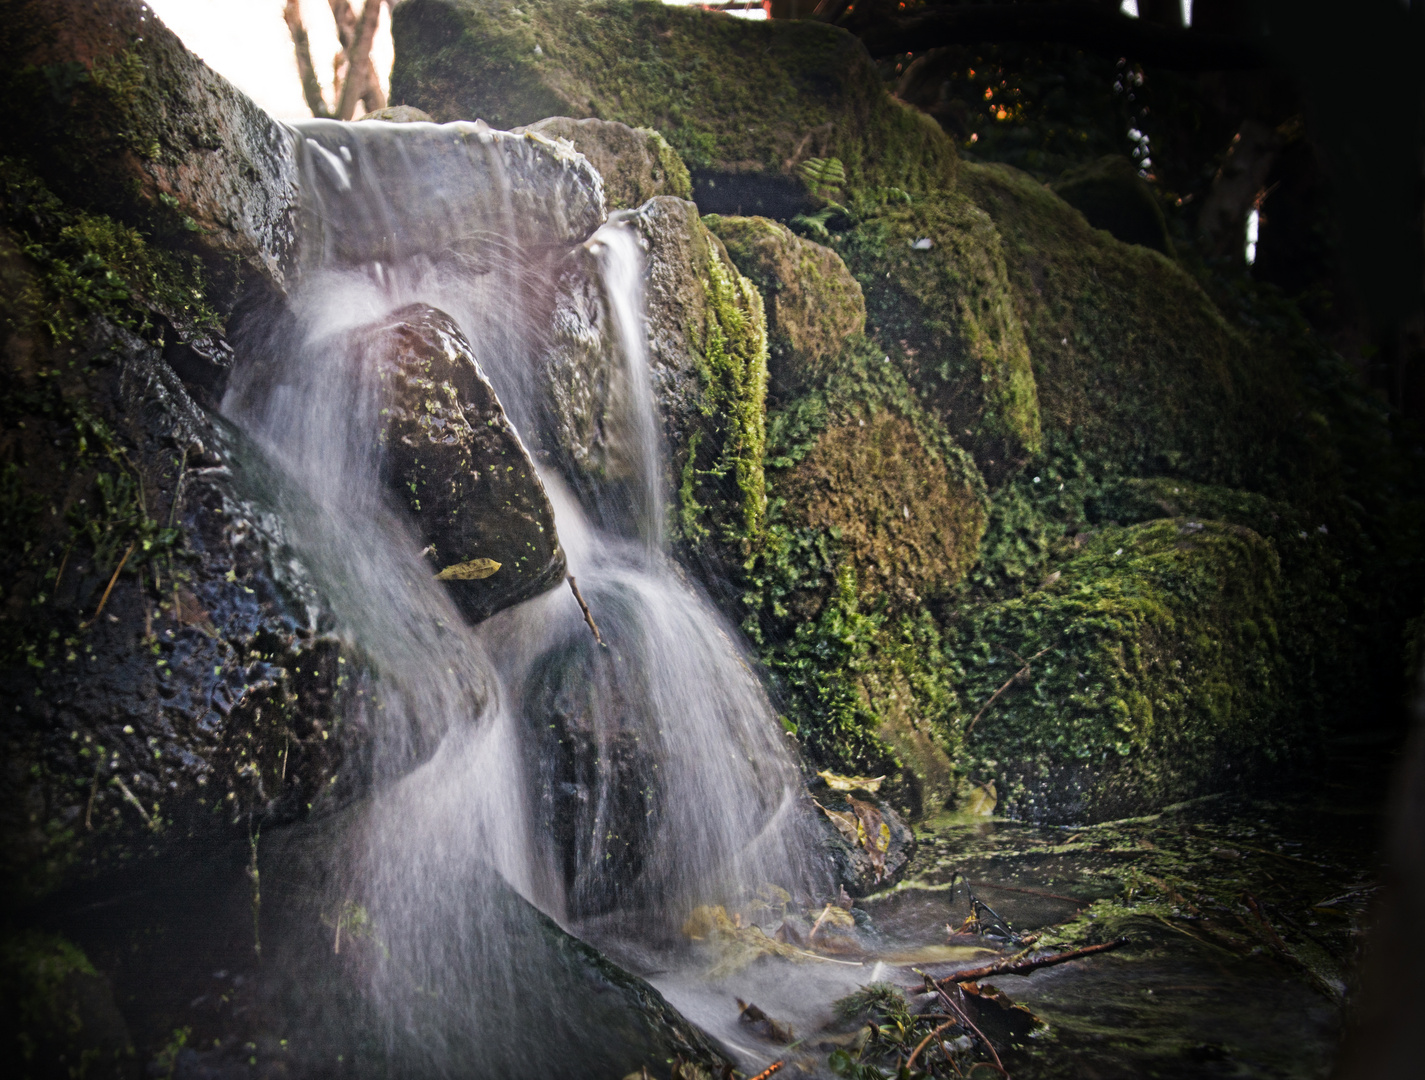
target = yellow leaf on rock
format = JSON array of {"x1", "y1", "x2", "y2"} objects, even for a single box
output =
[
  {"x1": 435, "y1": 558, "x2": 501, "y2": 580},
  {"x1": 965, "y1": 779, "x2": 997, "y2": 817},
  {"x1": 818, "y1": 769, "x2": 885, "y2": 793}
]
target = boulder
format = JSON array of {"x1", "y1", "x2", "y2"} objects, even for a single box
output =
[
  {"x1": 390, "y1": 0, "x2": 955, "y2": 206},
  {"x1": 833, "y1": 191, "x2": 1041, "y2": 485},
  {"x1": 811, "y1": 788, "x2": 915, "y2": 897},
  {"x1": 362, "y1": 303, "x2": 565, "y2": 625},
  {"x1": 952, "y1": 517, "x2": 1302, "y2": 822},
  {"x1": 516, "y1": 116, "x2": 692, "y2": 210},
  {"x1": 704, "y1": 214, "x2": 866, "y2": 394},
  {"x1": 543, "y1": 196, "x2": 769, "y2": 548},
  {"x1": 0, "y1": 312, "x2": 361, "y2": 904},
  {"x1": 1, "y1": 0, "x2": 300, "y2": 308},
  {"x1": 358, "y1": 104, "x2": 435, "y2": 122},
  {"x1": 959, "y1": 160, "x2": 1302, "y2": 486}
]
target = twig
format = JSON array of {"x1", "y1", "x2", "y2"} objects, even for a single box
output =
[
  {"x1": 965, "y1": 647, "x2": 1050, "y2": 734},
  {"x1": 52, "y1": 542, "x2": 73, "y2": 601},
  {"x1": 84, "y1": 762, "x2": 101, "y2": 830},
  {"x1": 807, "y1": 902, "x2": 834, "y2": 944},
  {"x1": 945, "y1": 938, "x2": 1127, "y2": 983},
  {"x1": 568, "y1": 575, "x2": 605, "y2": 646},
  {"x1": 83, "y1": 541, "x2": 135, "y2": 628},
  {"x1": 929, "y1": 978, "x2": 1008, "y2": 1078},
  {"x1": 969, "y1": 881, "x2": 1089, "y2": 906},
  {"x1": 111, "y1": 775, "x2": 153, "y2": 827},
  {"x1": 906, "y1": 1019, "x2": 956, "y2": 1072},
  {"x1": 747, "y1": 1063, "x2": 783, "y2": 1080}
]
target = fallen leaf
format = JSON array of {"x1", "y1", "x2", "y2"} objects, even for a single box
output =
[
  {"x1": 435, "y1": 557, "x2": 501, "y2": 580},
  {"x1": 818, "y1": 769, "x2": 885, "y2": 794}
]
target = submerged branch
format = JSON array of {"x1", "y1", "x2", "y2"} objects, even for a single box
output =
[{"x1": 938, "y1": 937, "x2": 1128, "y2": 984}]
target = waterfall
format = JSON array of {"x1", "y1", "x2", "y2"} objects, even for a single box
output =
[{"x1": 221, "y1": 119, "x2": 818, "y2": 1072}]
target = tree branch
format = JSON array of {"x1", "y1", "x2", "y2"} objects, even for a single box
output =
[
  {"x1": 847, "y1": 4, "x2": 1270, "y2": 71},
  {"x1": 284, "y1": 0, "x2": 333, "y2": 118},
  {"x1": 335, "y1": 0, "x2": 387, "y2": 120}
]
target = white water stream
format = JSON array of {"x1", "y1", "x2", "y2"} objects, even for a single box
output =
[{"x1": 222, "y1": 118, "x2": 819, "y2": 1073}]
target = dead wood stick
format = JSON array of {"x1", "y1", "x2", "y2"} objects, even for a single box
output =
[
  {"x1": 943, "y1": 938, "x2": 1127, "y2": 983},
  {"x1": 969, "y1": 881, "x2": 1089, "y2": 906},
  {"x1": 905, "y1": 1018, "x2": 956, "y2": 1072},
  {"x1": 965, "y1": 647, "x2": 1051, "y2": 734},
  {"x1": 931, "y1": 981, "x2": 1008, "y2": 1078},
  {"x1": 567, "y1": 575, "x2": 605, "y2": 646},
  {"x1": 83, "y1": 541, "x2": 135, "y2": 628}
]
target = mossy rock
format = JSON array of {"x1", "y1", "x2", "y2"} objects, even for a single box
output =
[
  {"x1": 517, "y1": 117, "x2": 692, "y2": 210},
  {"x1": 0, "y1": 930, "x2": 131, "y2": 1079},
  {"x1": 390, "y1": 0, "x2": 956, "y2": 197},
  {"x1": 777, "y1": 409, "x2": 985, "y2": 612},
  {"x1": 951, "y1": 517, "x2": 1305, "y2": 822},
  {"x1": 702, "y1": 214, "x2": 865, "y2": 395},
  {"x1": 959, "y1": 160, "x2": 1299, "y2": 486},
  {"x1": 1051, "y1": 155, "x2": 1175, "y2": 256},
  {"x1": 834, "y1": 191, "x2": 1040, "y2": 485},
  {"x1": 1, "y1": 0, "x2": 300, "y2": 309},
  {"x1": 357, "y1": 104, "x2": 435, "y2": 123}
]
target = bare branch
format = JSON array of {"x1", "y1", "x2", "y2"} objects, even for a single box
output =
[
  {"x1": 335, "y1": 0, "x2": 386, "y2": 120},
  {"x1": 284, "y1": 0, "x2": 333, "y2": 118}
]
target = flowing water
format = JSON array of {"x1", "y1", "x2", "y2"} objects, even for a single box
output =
[{"x1": 220, "y1": 118, "x2": 816, "y2": 1073}]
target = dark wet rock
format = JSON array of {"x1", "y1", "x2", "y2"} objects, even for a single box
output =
[
  {"x1": 390, "y1": 0, "x2": 956, "y2": 198},
  {"x1": 516, "y1": 117, "x2": 692, "y2": 211},
  {"x1": 703, "y1": 214, "x2": 865, "y2": 394},
  {"x1": 361, "y1": 303, "x2": 565, "y2": 625},
  {"x1": 1, "y1": 0, "x2": 301, "y2": 306},
  {"x1": 812, "y1": 790, "x2": 914, "y2": 898},
  {"x1": 0, "y1": 316, "x2": 365, "y2": 904},
  {"x1": 1052, "y1": 155, "x2": 1176, "y2": 256},
  {"x1": 522, "y1": 625, "x2": 661, "y2": 917}
]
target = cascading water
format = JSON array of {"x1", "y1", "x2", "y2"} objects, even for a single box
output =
[{"x1": 222, "y1": 118, "x2": 820, "y2": 1073}]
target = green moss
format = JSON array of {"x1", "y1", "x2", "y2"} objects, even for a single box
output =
[
  {"x1": 832, "y1": 189, "x2": 1040, "y2": 482},
  {"x1": 949, "y1": 517, "x2": 1303, "y2": 820},
  {"x1": 958, "y1": 160, "x2": 1298, "y2": 487},
  {"x1": 0, "y1": 929, "x2": 131, "y2": 1078},
  {"x1": 391, "y1": 0, "x2": 956, "y2": 194},
  {"x1": 1, "y1": 159, "x2": 218, "y2": 345},
  {"x1": 682, "y1": 242, "x2": 769, "y2": 541}
]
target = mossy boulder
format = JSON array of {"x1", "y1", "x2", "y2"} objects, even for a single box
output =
[
  {"x1": 1, "y1": 0, "x2": 300, "y2": 309},
  {"x1": 834, "y1": 192, "x2": 1041, "y2": 485},
  {"x1": 390, "y1": 0, "x2": 955, "y2": 199},
  {"x1": 777, "y1": 409, "x2": 985, "y2": 612},
  {"x1": 358, "y1": 104, "x2": 435, "y2": 123},
  {"x1": 363, "y1": 303, "x2": 565, "y2": 624},
  {"x1": 959, "y1": 160, "x2": 1296, "y2": 485},
  {"x1": 1051, "y1": 155, "x2": 1175, "y2": 256},
  {"x1": 516, "y1": 117, "x2": 692, "y2": 210},
  {"x1": 951, "y1": 516, "x2": 1305, "y2": 822},
  {"x1": 703, "y1": 214, "x2": 865, "y2": 394}
]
